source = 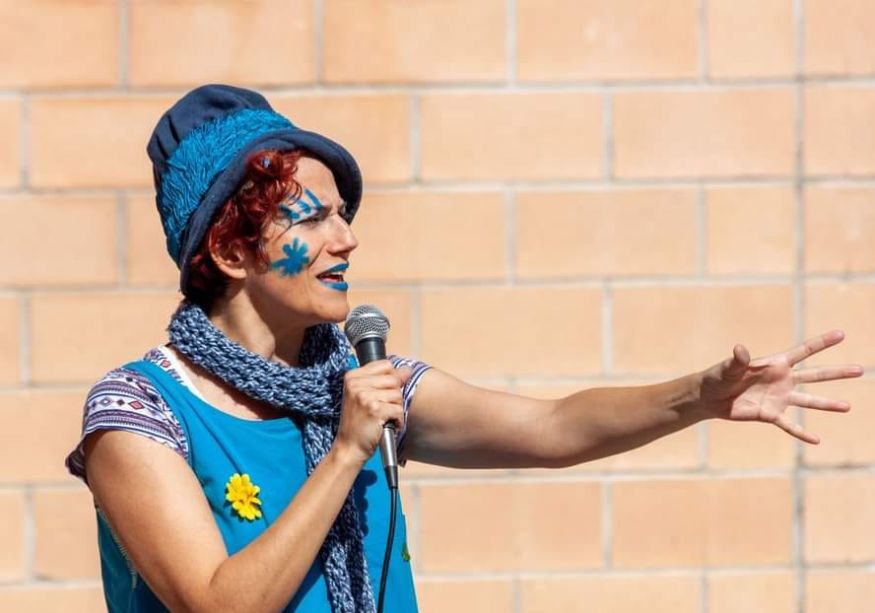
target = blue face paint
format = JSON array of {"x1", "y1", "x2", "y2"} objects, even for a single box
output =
[
  {"x1": 270, "y1": 237, "x2": 310, "y2": 276},
  {"x1": 316, "y1": 262, "x2": 349, "y2": 292},
  {"x1": 279, "y1": 187, "x2": 326, "y2": 224}
]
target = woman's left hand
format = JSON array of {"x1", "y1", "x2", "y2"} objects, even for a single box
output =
[{"x1": 699, "y1": 329, "x2": 864, "y2": 444}]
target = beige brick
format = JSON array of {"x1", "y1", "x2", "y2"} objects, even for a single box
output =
[
  {"x1": 805, "y1": 86, "x2": 875, "y2": 175},
  {"x1": 0, "y1": 586, "x2": 106, "y2": 613},
  {"x1": 613, "y1": 285, "x2": 794, "y2": 374},
  {"x1": 805, "y1": 0, "x2": 875, "y2": 75},
  {"x1": 273, "y1": 94, "x2": 411, "y2": 185},
  {"x1": 323, "y1": 0, "x2": 505, "y2": 83},
  {"x1": 578, "y1": 427, "x2": 701, "y2": 473},
  {"x1": 421, "y1": 93, "x2": 603, "y2": 181},
  {"x1": 708, "y1": 572, "x2": 795, "y2": 613},
  {"x1": 705, "y1": 186, "x2": 796, "y2": 275},
  {"x1": 346, "y1": 288, "x2": 414, "y2": 358},
  {"x1": 707, "y1": 420, "x2": 796, "y2": 469},
  {"x1": 517, "y1": 0, "x2": 697, "y2": 81},
  {"x1": 127, "y1": 194, "x2": 179, "y2": 286},
  {"x1": 0, "y1": 297, "x2": 20, "y2": 386},
  {"x1": 420, "y1": 287, "x2": 602, "y2": 378},
  {"x1": 0, "y1": 196, "x2": 117, "y2": 286},
  {"x1": 416, "y1": 579, "x2": 513, "y2": 613},
  {"x1": 30, "y1": 292, "x2": 180, "y2": 384},
  {"x1": 804, "y1": 379, "x2": 875, "y2": 466},
  {"x1": 30, "y1": 96, "x2": 174, "y2": 189},
  {"x1": 0, "y1": 490, "x2": 26, "y2": 581},
  {"x1": 0, "y1": 1, "x2": 117, "y2": 88},
  {"x1": 352, "y1": 191, "x2": 505, "y2": 282},
  {"x1": 520, "y1": 575, "x2": 700, "y2": 613},
  {"x1": 805, "y1": 283, "x2": 875, "y2": 367},
  {"x1": 805, "y1": 187, "x2": 875, "y2": 273},
  {"x1": 33, "y1": 488, "x2": 99, "y2": 579},
  {"x1": 806, "y1": 569, "x2": 875, "y2": 613},
  {"x1": 419, "y1": 481, "x2": 602, "y2": 572},
  {"x1": 516, "y1": 189, "x2": 697, "y2": 278},
  {"x1": 805, "y1": 473, "x2": 875, "y2": 563},
  {"x1": 0, "y1": 99, "x2": 20, "y2": 188},
  {"x1": 400, "y1": 461, "x2": 512, "y2": 480},
  {"x1": 129, "y1": 0, "x2": 314, "y2": 86},
  {"x1": 0, "y1": 391, "x2": 86, "y2": 484},
  {"x1": 613, "y1": 478, "x2": 793, "y2": 567},
  {"x1": 707, "y1": 0, "x2": 794, "y2": 78},
  {"x1": 614, "y1": 90, "x2": 795, "y2": 178}
]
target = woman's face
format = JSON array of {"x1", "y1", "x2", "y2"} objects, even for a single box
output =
[{"x1": 246, "y1": 156, "x2": 358, "y2": 327}]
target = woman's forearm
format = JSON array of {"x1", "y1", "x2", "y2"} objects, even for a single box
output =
[
  {"x1": 545, "y1": 372, "x2": 709, "y2": 467},
  {"x1": 199, "y1": 446, "x2": 364, "y2": 613}
]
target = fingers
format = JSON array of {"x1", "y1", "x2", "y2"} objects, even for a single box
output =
[
  {"x1": 396, "y1": 365, "x2": 413, "y2": 387},
  {"x1": 772, "y1": 414, "x2": 820, "y2": 445},
  {"x1": 723, "y1": 344, "x2": 751, "y2": 378},
  {"x1": 794, "y1": 364, "x2": 864, "y2": 384},
  {"x1": 788, "y1": 391, "x2": 851, "y2": 413},
  {"x1": 785, "y1": 330, "x2": 846, "y2": 366}
]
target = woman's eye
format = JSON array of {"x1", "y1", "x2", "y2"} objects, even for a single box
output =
[{"x1": 299, "y1": 213, "x2": 326, "y2": 225}]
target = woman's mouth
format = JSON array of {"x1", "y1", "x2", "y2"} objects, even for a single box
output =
[{"x1": 316, "y1": 263, "x2": 349, "y2": 291}]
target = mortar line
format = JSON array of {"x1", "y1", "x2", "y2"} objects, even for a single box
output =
[
  {"x1": 119, "y1": 0, "x2": 130, "y2": 88},
  {"x1": 698, "y1": 421, "x2": 709, "y2": 471},
  {"x1": 504, "y1": 188, "x2": 516, "y2": 285},
  {"x1": 792, "y1": 0, "x2": 807, "y2": 610},
  {"x1": 698, "y1": 0, "x2": 709, "y2": 82},
  {"x1": 511, "y1": 576, "x2": 521, "y2": 613},
  {"x1": 19, "y1": 95, "x2": 29, "y2": 189},
  {"x1": 601, "y1": 282, "x2": 613, "y2": 375},
  {"x1": 410, "y1": 288, "x2": 422, "y2": 357},
  {"x1": 701, "y1": 569, "x2": 709, "y2": 613},
  {"x1": 697, "y1": 183, "x2": 707, "y2": 277},
  {"x1": 24, "y1": 486, "x2": 34, "y2": 581},
  {"x1": 116, "y1": 191, "x2": 128, "y2": 286},
  {"x1": 409, "y1": 94, "x2": 421, "y2": 184},
  {"x1": 505, "y1": 0, "x2": 518, "y2": 85},
  {"x1": 19, "y1": 293, "x2": 31, "y2": 387},
  {"x1": 602, "y1": 481, "x2": 613, "y2": 568},
  {"x1": 602, "y1": 91, "x2": 614, "y2": 180},
  {"x1": 10, "y1": 76, "x2": 875, "y2": 99},
  {"x1": 313, "y1": 0, "x2": 324, "y2": 84}
]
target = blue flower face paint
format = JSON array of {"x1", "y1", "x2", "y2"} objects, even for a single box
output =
[
  {"x1": 315, "y1": 262, "x2": 349, "y2": 292},
  {"x1": 270, "y1": 237, "x2": 310, "y2": 276},
  {"x1": 279, "y1": 187, "x2": 326, "y2": 224}
]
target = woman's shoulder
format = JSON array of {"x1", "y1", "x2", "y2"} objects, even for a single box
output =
[{"x1": 64, "y1": 347, "x2": 190, "y2": 483}]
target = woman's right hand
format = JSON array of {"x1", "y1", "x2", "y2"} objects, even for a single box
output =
[{"x1": 334, "y1": 360, "x2": 412, "y2": 466}]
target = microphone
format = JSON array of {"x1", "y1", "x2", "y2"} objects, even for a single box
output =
[{"x1": 343, "y1": 305, "x2": 399, "y2": 489}]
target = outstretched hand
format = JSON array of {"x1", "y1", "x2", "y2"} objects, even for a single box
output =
[{"x1": 699, "y1": 330, "x2": 863, "y2": 444}]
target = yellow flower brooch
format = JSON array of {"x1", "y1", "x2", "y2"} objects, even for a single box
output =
[{"x1": 225, "y1": 473, "x2": 262, "y2": 521}]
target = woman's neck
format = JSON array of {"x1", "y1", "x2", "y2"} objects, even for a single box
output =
[{"x1": 208, "y1": 294, "x2": 307, "y2": 368}]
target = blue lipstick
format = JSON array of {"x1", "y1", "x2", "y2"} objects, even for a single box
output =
[{"x1": 317, "y1": 263, "x2": 349, "y2": 291}]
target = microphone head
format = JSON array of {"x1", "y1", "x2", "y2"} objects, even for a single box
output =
[{"x1": 344, "y1": 304, "x2": 390, "y2": 346}]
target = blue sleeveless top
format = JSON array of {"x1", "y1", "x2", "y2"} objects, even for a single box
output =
[{"x1": 97, "y1": 358, "x2": 418, "y2": 612}]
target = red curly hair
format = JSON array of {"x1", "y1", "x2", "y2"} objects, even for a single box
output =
[{"x1": 185, "y1": 149, "x2": 307, "y2": 310}]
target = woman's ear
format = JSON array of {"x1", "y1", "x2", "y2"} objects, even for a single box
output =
[{"x1": 208, "y1": 234, "x2": 250, "y2": 281}]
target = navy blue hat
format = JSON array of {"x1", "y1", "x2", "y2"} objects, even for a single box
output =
[{"x1": 147, "y1": 84, "x2": 363, "y2": 294}]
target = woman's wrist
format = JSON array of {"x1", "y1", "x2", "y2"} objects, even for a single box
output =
[{"x1": 327, "y1": 440, "x2": 370, "y2": 472}]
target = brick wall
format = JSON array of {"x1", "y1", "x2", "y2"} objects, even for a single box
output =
[{"x1": 1, "y1": 1, "x2": 873, "y2": 611}]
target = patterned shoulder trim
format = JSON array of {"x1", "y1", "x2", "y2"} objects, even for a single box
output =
[
  {"x1": 65, "y1": 364, "x2": 190, "y2": 483},
  {"x1": 387, "y1": 355, "x2": 432, "y2": 459}
]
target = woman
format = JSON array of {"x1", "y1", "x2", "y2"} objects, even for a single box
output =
[{"x1": 66, "y1": 85, "x2": 862, "y2": 612}]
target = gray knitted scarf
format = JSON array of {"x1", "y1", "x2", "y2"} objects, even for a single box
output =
[{"x1": 167, "y1": 301, "x2": 375, "y2": 613}]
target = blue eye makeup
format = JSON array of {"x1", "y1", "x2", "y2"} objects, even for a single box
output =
[{"x1": 279, "y1": 187, "x2": 326, "y2": 224}]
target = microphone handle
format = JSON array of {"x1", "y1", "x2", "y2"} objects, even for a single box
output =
[{"x1": 354, "y1": 337, "x2": 399, "y2": 489}]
